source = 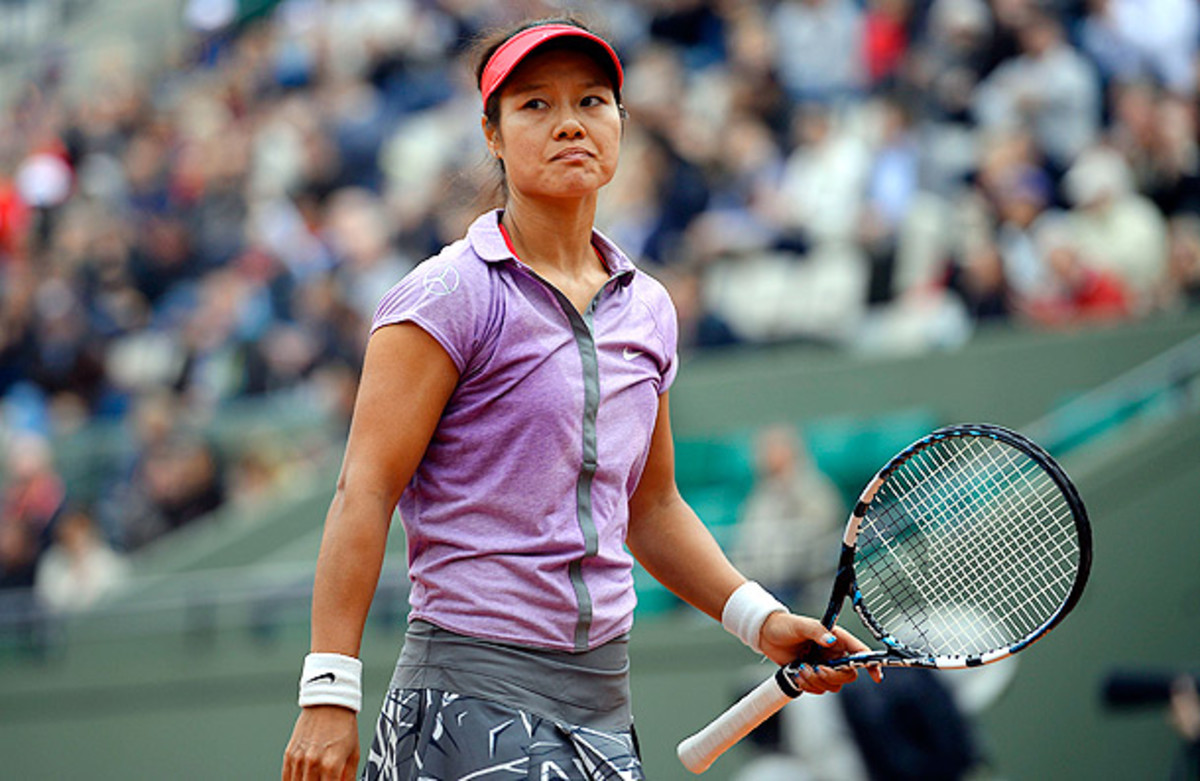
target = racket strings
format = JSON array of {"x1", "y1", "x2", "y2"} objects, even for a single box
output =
[
  {"x1": 886, "y1": 442, "x2": 1076, "y2": 652},
  {"x1": 881, "y1": 441, "x2": 1076, "y2": 651},
  {"x1": 902, "y1": 444, "x2": 1074, "y2": 634},
  {"x1": 856, "y1": 436, "x2": 1080, "y2": 658}
]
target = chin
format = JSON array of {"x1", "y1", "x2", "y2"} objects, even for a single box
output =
[
  {"x1": 529, "y1": 182, "x2": 606, "y2": 201},
  {"x1": 555, "y1": 171, "x2": 616, "y2": 197}
]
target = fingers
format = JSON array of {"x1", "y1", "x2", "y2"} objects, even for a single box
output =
[
  {"x1": 282, "y1": 708, "x2": 360, "y2": 781},
  {"x1": 283, "y1": 749, "x2": 356, "y2": 781},
  {"x1": 758, "y1": 613, "x2": 886, "y2": 692},
  {"x1": 789, "y1": 661, "x2": 852, "y2": 694},
  {"x1": 811, "y1": 626, "x2": 884, "y2": 687},
  {"x1": 789, "y1": 659, "x2": 886, "y2": 694}
]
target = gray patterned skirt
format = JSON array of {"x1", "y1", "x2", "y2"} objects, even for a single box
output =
[{"x1": 363, "y1": 622, "x2": 644, "y2": 780}]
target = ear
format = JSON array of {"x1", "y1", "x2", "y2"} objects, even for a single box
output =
[{"x1": 481, "y1": 115, "x2": 501, "y2": 159}]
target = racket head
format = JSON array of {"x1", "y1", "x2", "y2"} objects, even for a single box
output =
[{"x1": 842, "y1": 423, "x2": 1092, "y2": 668}]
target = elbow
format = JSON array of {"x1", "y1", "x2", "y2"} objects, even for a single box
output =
[{"x1": 327, "y1": 473, "x2": 401, "y2": 532}]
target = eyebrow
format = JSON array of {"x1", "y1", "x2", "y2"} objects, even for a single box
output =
[{"x1": 506, "y1": 78, "x2": 612, "y2": 97}]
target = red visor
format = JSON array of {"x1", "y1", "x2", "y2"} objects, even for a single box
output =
[{"x1": 480, "y1": 24, "x2": 624, "y2": 107}]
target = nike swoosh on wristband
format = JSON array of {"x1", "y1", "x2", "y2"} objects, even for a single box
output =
[
  {"x1": 305, "y1": 672, "x2": 336, "y2": 685},
  {"x1": 623, "y1": 347, "x2": 642, "y2": 361}
]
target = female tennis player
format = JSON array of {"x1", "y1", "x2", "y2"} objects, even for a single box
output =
[{"x1": 281, "y1": 18, "x2": 880, "y2": 781}]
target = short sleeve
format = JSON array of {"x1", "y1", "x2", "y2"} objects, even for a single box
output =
[
  {"x1": 660, "y1": 347, "x2": 679, "y2": 394},
  {"x1": 371, "y1": 253, "x2": 486, "y2": 374},
  {"x1": 633, "y1": 271, "x2": 680, "y2": 395}
]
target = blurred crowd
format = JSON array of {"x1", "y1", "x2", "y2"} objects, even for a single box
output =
[{"x1": 2, "y1": 0, "x2": 1200, "y2": 604}]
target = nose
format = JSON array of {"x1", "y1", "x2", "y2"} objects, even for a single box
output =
[{"x1": 554, "y1": 112, "x2": 586, "y2": 140}]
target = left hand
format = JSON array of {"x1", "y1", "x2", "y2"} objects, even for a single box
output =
[{"x1": 759, "y1": 612, "x2": 884, "y2": 694}]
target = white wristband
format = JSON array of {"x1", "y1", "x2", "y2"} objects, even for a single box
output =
[
  {"x1": 722, "y1": 581, "x2": 788, "y2": 654},
  {"x1": 298, "y1": 652, "x2": 363, "y2": 712}
]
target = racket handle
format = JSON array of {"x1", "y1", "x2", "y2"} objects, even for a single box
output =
[{"x1": 677, "y1": 672, "x2": 797, "y2": 774}]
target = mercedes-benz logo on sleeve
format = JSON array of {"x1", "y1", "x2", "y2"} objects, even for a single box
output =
[{"x1": 423, "y1": 265, "x2": 460, "y2": 296}]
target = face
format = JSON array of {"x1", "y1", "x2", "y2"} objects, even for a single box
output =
[{"x1": 483, "y1": 47, "x2": 622, "y2": 203}]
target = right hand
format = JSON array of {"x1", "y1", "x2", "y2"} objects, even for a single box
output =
[
  {"x1": 282, "y1": 705, "x2": 360, "y2": 781},
  {"x1": 758, "y1": 612, "x2": 884, "y2": 693}
]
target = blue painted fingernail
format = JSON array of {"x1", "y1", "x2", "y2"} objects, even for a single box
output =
[{"x1": 824, "y1": 634, "x2": 837, "y2": 645}]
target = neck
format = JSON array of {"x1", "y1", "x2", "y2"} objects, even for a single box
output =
[{"x1": 501, "y1": 193, "x2": 601, "y2": 275}]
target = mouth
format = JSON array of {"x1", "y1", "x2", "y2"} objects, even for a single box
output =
[{"x1": 552, "y1": 147, "x2": 594, "y2": 162}]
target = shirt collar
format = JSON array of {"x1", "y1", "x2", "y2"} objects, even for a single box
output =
[{"x1": 467, "y1": 209, "x2": 637, "y2": 286}]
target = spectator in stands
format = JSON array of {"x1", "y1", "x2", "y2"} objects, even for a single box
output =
[
  {"x1": 100, "y1": 391, "x2": 225, "y2": 550},
  {"x1": 133, "y1": 429, "x2": 225, "y2": 546},
  {"x1": 323, "y1": 187, "x2": 414, "y2": 321},
  {"x1": 706, "y1": 113, "x2": 787, "y2": 222},
  {"x1": 722, "y1": 4, "x2": 792, "y2": 140},
  {"x1": 33, "y1": 506, "x2": 128, "y2": 613},
  {"x1": 860, "y1": 94, "x2": 921, "y2": 303},
  {"x1": 947, "y1": 239, "x2": 1015, "y2": 323},
  {"x1": 770, "y1": 0, "x2": 866, "y2": 104},
  {"x1": 0, "y1": 519, "x2": 40, "y2": 592},
  {"x1": 731, "y1": 425, "x2": 845, "y2": 608},
  {"x1": 1062, "y1": 144, "x2": 1168, "y2": 311},
  {"x1": 658, "y1": 264, "x2": 742, "y2": 352},
  {"x1": 26, "y1": 273, "x2": 107, "y2": 427},
  {"x1": 633, "y1": 128, "x2": 713, "y2": 265},
  {"x1": 1108, "y1": 84, "x2": 1200, "y2": 219},
  {"x1": 0, "y1": 515, "x2": 44, "y2": 654},
  {"x1": 1169, "y1": 674, "x2": 1200, "y2": 779},
  {"x1": 975, "y1": 134, "x2": 1056, "y2": 306},
  {"x1": 96, "y1": 389, "x2": 176, "y2": 547},
  {"x1": 1, "y1": 432, "x2": 66, "y2": 554},
  {"x1": 0, "y1": 430, "x2": 64, "y2": 653},
  {"x1": 973, "y1": 6, "x2": 1102, "y2": 172},
  {"x1": 1077, "y1": 0, "x2": 1199, "y2": 97},
  {"x1": 861, "y1": 0, "x2": 911, "y2": 91},
  {"x1": 647, "y1": 0, "x2": 729, "y2": 71},
  {"x1": 775, "y1": 102, "x2": 871, "y2": 250},
  {"x1": 1023, "y1": 216, "x2": 1132, "y2": 325},
  {"x1": 1161, "y1": 215, "x2": 1200, "y2": 311},
  {"x1": 904, "y1": 0, "x2": 994, "y2": 193}
]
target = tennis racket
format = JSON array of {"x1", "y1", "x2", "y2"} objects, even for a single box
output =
[{"x1": 678, "y1": 423, "x2": 1092, "y2": 774}]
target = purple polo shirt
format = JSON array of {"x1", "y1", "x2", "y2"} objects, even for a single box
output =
[{"x1": 371, "y1": 211, "x2": 678, "y2": 652}]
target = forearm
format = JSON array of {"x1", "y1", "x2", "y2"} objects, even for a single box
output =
[
  {"x1": 627, "y1": 489, "x2": 745, "y2": 622},
  {"x1": 309, "y1": 488, "x2": 393, "y2": 656}
]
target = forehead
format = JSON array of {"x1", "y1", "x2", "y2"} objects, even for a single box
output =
[{"x1": 500, "y1": 46, "x2": 615, "y2": 95}]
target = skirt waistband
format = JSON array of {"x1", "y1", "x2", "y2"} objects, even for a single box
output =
[{"x1": 391, "y1": 620, "x2": 632, "y2": 730}]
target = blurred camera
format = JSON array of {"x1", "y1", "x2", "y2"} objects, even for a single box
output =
[{"x1": 1102, "y1": 670, "x2": 1199, "y2": 709}]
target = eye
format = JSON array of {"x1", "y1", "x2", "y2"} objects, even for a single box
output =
[
  {"x1": 581, "y1": 95, "x2": 608, "y2": 108},
  {"x1": 522, "y1": 98, "x2": 548, "y2": 110}
]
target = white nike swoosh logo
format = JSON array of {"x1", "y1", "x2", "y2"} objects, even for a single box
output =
[{"x1": 623, "y1": 347, "x2": 642, "y2": 361}]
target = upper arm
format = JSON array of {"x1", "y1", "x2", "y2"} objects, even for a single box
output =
[
  {"x1": 336, "y1": 322, "x2": 459, "y2": 513},
  {"x1": 626, "y1": 391, "x2": 746, "y2": 619},
  {"x1": 628, "y1": 392, "x2": 682, "y2": 532}
]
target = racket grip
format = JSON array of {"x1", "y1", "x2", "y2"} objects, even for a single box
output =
[{"x1": 676, "y1": 672, "x2": 796, "y2": 774}]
